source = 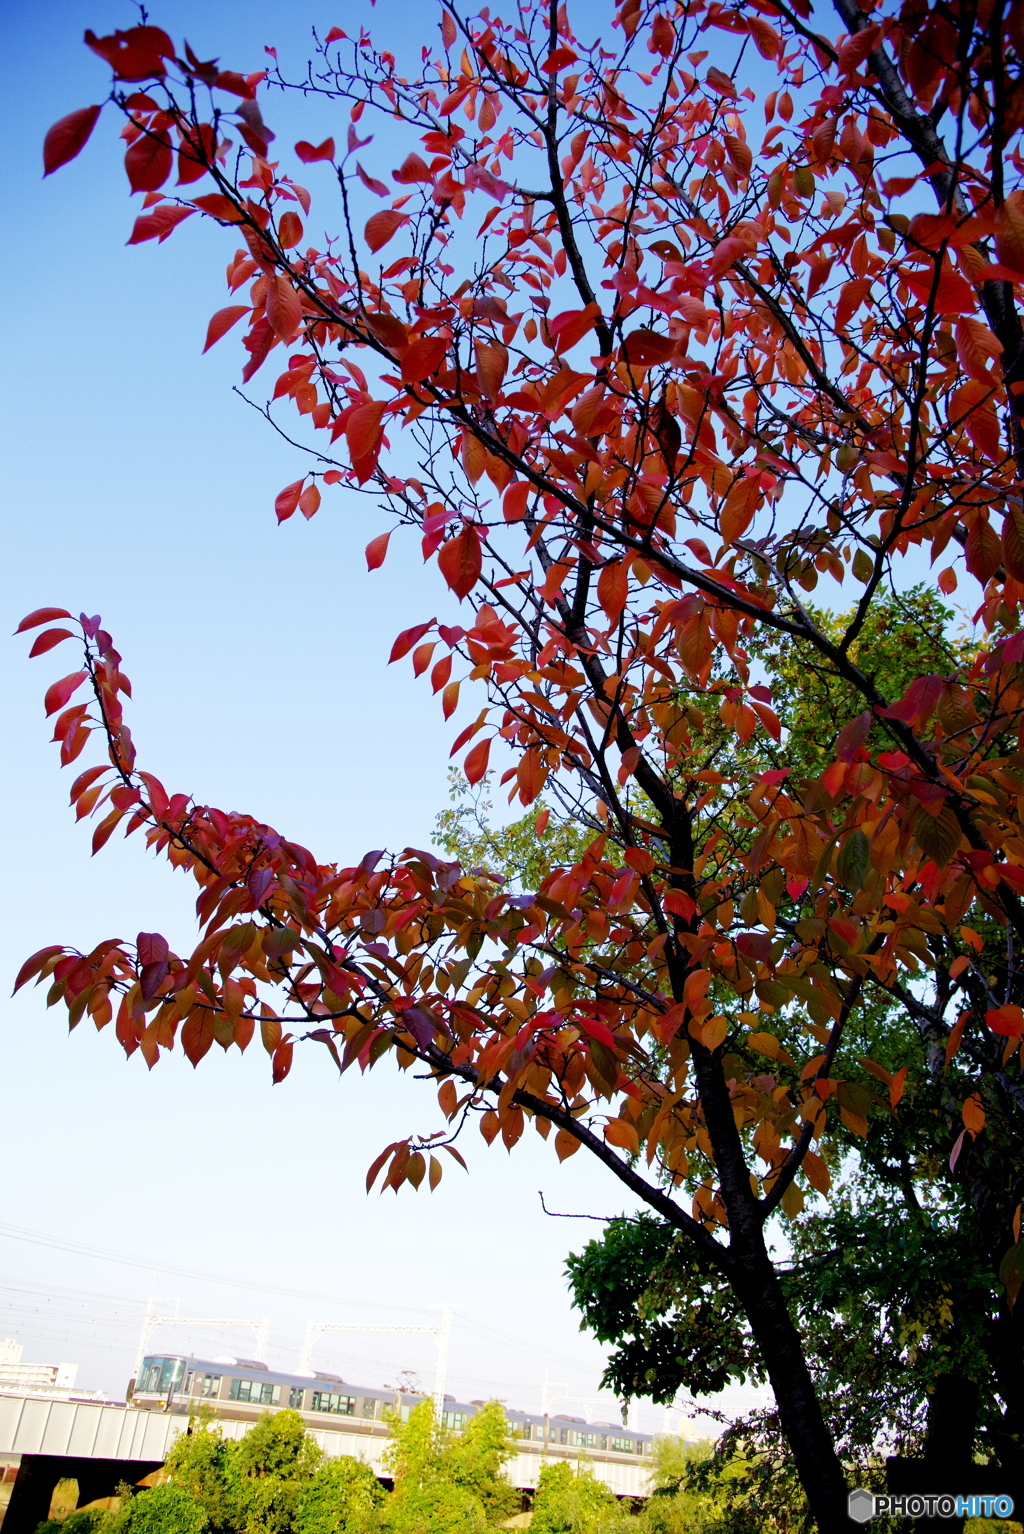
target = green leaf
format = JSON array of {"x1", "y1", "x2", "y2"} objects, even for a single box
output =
[{"x1": 837, "y1": 828, "x2": 870, "y2": 891}]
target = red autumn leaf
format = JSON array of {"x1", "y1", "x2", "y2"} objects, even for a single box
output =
[
  {"x1": 503, "y1": 482, "x2": 530, "y2": 522},
  {"x1": 28, "y1": 628, "x2": 75, "y2": 658},
  {"x1": 621, "y1": 329, "x2": 675, "y2": 365},
  {"x1": 346, "y1": 400, "x2": 387, "y2": 462},
  {"x1": 43, "y1": 105, "x2": 102, "y2": 176},
  {"x1": 365, "y1": 210, "x2": 410, "y2": 252},
  {"x1": 12, "y1": 945, "x2": 64, "y2": 994},
  {"x1": 203, "y1": 305, "x2": 251, "y2": 352},
  {"x1": 900, "y1": 265, "x2": 978, "y2": 314},
  {"x1": 464, "y1": 736, "x2": 491, "y2": 784},
  {"x1": 191, "y1": 193, "x2": 245, "y2": 223},
  {"x1": 275, "y1": 478, "x2": 305, "y2": 522},
  {"x1": 542, "y1": 46, "x2": 579, "y2": 72},
  {"x1": 366, "y1": 532, "x2": 391, "y2": 570},
  {"x1": 272, "y1": 1040, "x2": 294, "y2": 1082},
  {"x1": 438, "y1": 524, "x2": 483, "y2": 599},
  {"x1": 176, "y1": 123, "x2": 217, "y2": 185},
  {"x1": 548, "y1": 304, "x2": 600, "y2": 354},
  {"x1": 44, "y1": 672, "x2": 88, "y2": 717},
  {"x1": 986, "y1": 1004, "x2": 1024, "y2": 1036},
  {"x1": 390, "y1": 622, "x2": 435, "y2": 663},
  {"x1": 598, "y1": 560, "x2": 629, "y2": 621},
  {"x1": 295, "y1": 138, "x2": 336, "y2": 162},
  {"x1": 299, "y1": 484, "x2": 321, "y2": 520},
  {"x1": 127, "y1": 203, "x2": 194, "y2": 244},
  {"x1": 955, "y1": 317, "x2": 1002, "y2": 382},
  {"x1": 401, "y1": 339, "x2": 448, "y2": 384},
  {"x1": 85, "y1": 26, "x2": 172, "y2": 80},
  {"x1": 278, "y1": 210, "x2": 304, "y2": 248},
  {"x1": 265, "y1": 274, "x2": 303, "y2": 342},
  {"x1": 124, "y1": 131, "x2": 173, "y2": 192},
  {"x1": 356, "y1": 162, "x2": 389, "y2": 197},
  {"x1": 17, "y1": 607, "x2": 73, "y2": 633},
  {"x1": 182, "y1": 1012, "x2": 215, "y2": 1066},
  {"x1": 392, "y1": 153, "x2": 432, "y2": 184}
]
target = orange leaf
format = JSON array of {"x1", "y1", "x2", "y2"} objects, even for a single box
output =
[
  {"x1": 266, "y1": 274, "x2": 302, "y2": 342},
  {"x1": 203, "y1": 305, "x2": 251, "y2": 352},
  {"x1": 182, "y1": 1012, "x2": 214, "y2": 1066},
  {"x1": 365, "y1": 210, "x2": 409, "y2": 252},
  {"x1": 962, "y1": 1091, "x2": 986, "y2": 1134},
  {"x1": 438, "y1": 524, "x2": 482, "y2": 598},
  {"x1": 987, "y1": 1004, "x2": 1024, "y2": 1036},
  {"x1": 503, "y1": 482, "x2": 530, "y2": 522},
  {"x1": 275, "y1": 478, "x2": 305, "y2": 523},
  {"x1": 464, "y1": 736, "x2": 491, "y2": 785},
  {"x1": 272, "y1": 1040, "x2": 294, "y2": 1083},
  {"x1": 44, "y1": 671, "x2": 87, "y2": 717},
  {"x1": 554, "y1": 1127, "x2": 580, "y2": 1160},
  {"x1": 597, "y1": 560, "x2": 629, "y2": 621},
  {"x1": 366, "y1": 531, "x2": 391, "y2": 570},
  {"x1": 604, "y1": 1118, "x2": 640, "y2": 1154},
  {"x1": 719, "y1": 477, "x2": 759, "y2": 544},
  {"x1": 475, "y1": 340, "x2": 508, "y2": 402},
  {"x1": 278, "y1": 210, "x2": 303, "y2": 248},
  {"x1": 901, "y1": 264, "x2": 977, "y2": 314},
  {"x1": 346, "y1": 400, "x2": 387, "y2": 462},
  {"x1": 955, "y1": 317, "x2": 1002, "y2": 382}
]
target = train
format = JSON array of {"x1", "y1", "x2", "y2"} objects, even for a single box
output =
[{"x1": 130, "y1": 1354, "x2": 653, "y2": 1463}]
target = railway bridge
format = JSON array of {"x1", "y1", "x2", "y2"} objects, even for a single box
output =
[{"x1": 0, "y1": 1393, "x2": 653, "y2": 1533}]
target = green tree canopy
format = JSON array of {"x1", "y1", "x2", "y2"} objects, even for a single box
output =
[{"x1": 295, "y1": 1458, "x2": 385, "y2": 1534}]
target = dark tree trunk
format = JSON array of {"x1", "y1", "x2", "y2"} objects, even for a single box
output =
[{"x1": 731, "y1": 1248, "x2": 851, "y2": 1533}]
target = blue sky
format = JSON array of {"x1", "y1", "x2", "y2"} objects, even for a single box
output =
[{"x1": 0, "y1": 0, "x2": 737, "y2": 1430}]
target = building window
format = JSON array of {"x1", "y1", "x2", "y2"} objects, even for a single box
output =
[
  {"x1": 201, "y1": 1375, "x2": 221, "y2": 1399},
  {"x1": 442, "y1": 1411, "x2": 467, "y2": 1431},
  {"x1": 610, "y1": 1437, "x2": 634, "y2": 1454},
  {"x1": 289, "y1": 1388, "x2": 305, "y2": 1409},
  {"x1": 311, "y1": 1392, "x2": 356, "y2": 1416},
  {"x1": 229, "y1": 1379, "x2": 281, "y2": 1406}
]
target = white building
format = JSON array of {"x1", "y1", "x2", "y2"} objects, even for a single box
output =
[{"x1": 0, "y1": 1341, "x2": 78, "y2": 1395}]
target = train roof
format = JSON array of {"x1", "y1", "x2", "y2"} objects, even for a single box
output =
[{"x1": 137, "y1": 1353, "x2": 648, "y2": 1439}]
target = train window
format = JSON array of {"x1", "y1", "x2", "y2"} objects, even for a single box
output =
[
  {"x1": 442, "y1": 1411, "x2": 466, "y2": 1431},
  {"x1": 574, "y1": 1432, "x2": 597, "y2": 1449},
  {"x1": 137, "y1": 1357, "x2": 185, "y2": 1394},
  {"x1": 361, "y1": 1399, "x2": 377, "y2": 1418},
  {"x1": 201, "y1": 1375, "x2": 221, "y2": 1398},
  {"x1": 229, "y1": 1379, "x2": 282, "y2": 1406},
  {"x1": 289, "y1": 1388, "x2": 305, "y2": 1409},
  {"x1": 311, "y1": 1392, "x2": 356, "y2": 1416},
  {"x1": 610, "y1": 1436, "x2": 634, "y2": 1454}
]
